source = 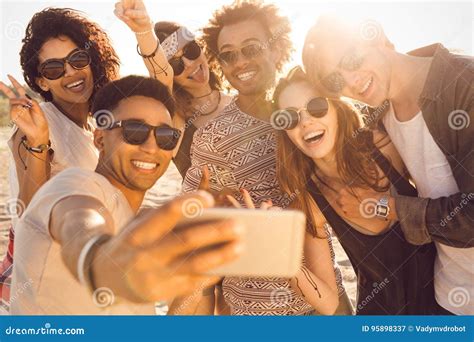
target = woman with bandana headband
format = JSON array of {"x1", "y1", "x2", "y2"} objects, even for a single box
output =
[{"x1": 114, "y1": 0, "x2": 232, "y2": 178}]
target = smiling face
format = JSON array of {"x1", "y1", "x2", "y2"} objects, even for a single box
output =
[
  {"x1": 217, "y1": 19, "x2": 278, "y2": 96},
  {"x1": 95, "y1": 96, "x2": 174, "y2": 192},
  {"x1": 278, "y1": 81, "x2": 338, "y2": 161},
  {"x1": 172, "y1": 41, "x2": 211, "y2": 91},
  {"x1": 36, "y1": 35, "x2": 94, "y2": 105}
]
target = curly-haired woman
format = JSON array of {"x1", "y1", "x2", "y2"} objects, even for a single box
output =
[{"x1": 0, "y1": 7, "x2": 119, "y2": 311}]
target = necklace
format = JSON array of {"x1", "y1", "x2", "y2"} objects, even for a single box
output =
[
  {"x1": 191, "y1": 91, "x2": 221, "y2": 117},
  {"x1": 192, "y1": 89, "x2": 214, "y2": 99}
]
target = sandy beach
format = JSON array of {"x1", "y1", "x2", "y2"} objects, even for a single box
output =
[{"x1": 0, "y1": 126, "x2": 357, "y2": 311}]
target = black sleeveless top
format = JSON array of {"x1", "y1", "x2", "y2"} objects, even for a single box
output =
[
  {"x1": 173, "y1": 122, "x2": 197, "y2": 178},
  {"x1": 308, "y1": 147, "x2": 437, "y2": 315}
]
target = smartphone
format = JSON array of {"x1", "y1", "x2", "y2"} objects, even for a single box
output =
[{"x1": 180, "y1": 208, "x2": 306, "y2": 278}]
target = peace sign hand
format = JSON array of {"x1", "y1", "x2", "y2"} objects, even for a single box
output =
[
  {"x1": 0, "y1": 75, "x2": 49, "y2": 146},
  {"x1": 114, "y1": 0, "x2": 152, "y2": 33}
]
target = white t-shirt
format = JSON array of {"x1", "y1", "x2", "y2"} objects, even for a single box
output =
[
  {"x1": 383, "y1": 104, "x2": 473, "y2": 315},
  {"x1": 10, "y1": 168, "x2": 155, "y2": 315}
]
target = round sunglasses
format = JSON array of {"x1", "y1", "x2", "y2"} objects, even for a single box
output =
[
  {"x1": 105, "y1": 120, "x2": 181, "y2": 151},
  {"x1": 217, "y1": 43, "x2": 264, "y2": 66},
  {"x1": 273, "y1": 97, "x2": 329, "y2": 130},
  {"x1": 38, "y1": 49, "x2": 91, "y2": 80},
  {"x1": 169, "y1": 41, "x2": 202, "y2": 76}
]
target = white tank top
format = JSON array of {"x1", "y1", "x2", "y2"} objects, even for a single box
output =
[
  {"x1": 383, "y1": 103, "x2": 473, "y2": 315},
  {"x1": 7, "y1": 102, "x2": 99, "y2": 226}
]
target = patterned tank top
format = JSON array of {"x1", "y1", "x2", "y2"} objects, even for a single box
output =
[{"x1": 182, "y1": 98, "x2": 343, "y2": 315}]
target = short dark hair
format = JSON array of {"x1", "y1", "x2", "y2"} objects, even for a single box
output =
[
  {"x1": 92, "y1": 76, "x2": 176, "y2": 123},
  {"x1": 20, "y1": 7, "x2": 120, "y2": 102},
  {"x1": 202, "y1": 1, "x2": 293, "y2": 79}
]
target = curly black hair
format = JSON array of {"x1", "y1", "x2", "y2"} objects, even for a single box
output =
[
  {"x1": 202, "y1": 0, "x2": 293, "y2": 81},
  {"x1": 20, "y1": 7, "x2": 120, "y2": 102}
]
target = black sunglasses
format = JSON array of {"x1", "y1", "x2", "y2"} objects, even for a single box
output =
[
  {"x1": 38, "y1": 49, "x2": 91, "y2": 80},
  {"x1": 217, "y1": 43, "x2": 264, "y2": 66},
  {"x1": 106, "y1": 120, "x2": 181, "y2": 151},
  {"x1": 169, "y1": 41, "x2": 202, "y2": 76},
  {"x1": 272, "y1": 97, "x2": 329, "y2": 130}
]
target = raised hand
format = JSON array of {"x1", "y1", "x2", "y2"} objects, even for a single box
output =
[
  {"x1": 226, "y1": 188, "x2": 274, "y2": 210},
  {"x1": 0, "y1": 75, "x2": 48, "y2": 146},
  {"x1": 114, "y1": 0, "x2": 152, "y2": 33},
  {"x1": 198, "y1": 166, "x2": 236, "y2": 207},
  {"x1": 93, "y1": 191, "x2": 244, "y2": 302}
]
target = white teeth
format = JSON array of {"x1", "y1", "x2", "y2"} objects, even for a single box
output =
[
  {"x1": 360, "y1": 77, "x2": 373, "y2": 94},
  {"x1": 304, "y1": 130, "x2": 324, "y2": 141},
  {"x1": 237, "y1": 71, "x2": 256, "y2": 81},
  {"x1": 66, "y1": 80, "x2": 84, "y2": 89},
  {"x1": 132, "y1": 160, "x2": 157, "y2": 170}
]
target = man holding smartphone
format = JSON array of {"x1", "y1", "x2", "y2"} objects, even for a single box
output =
[{"x1": 10, "y1": 76, "x2": 243, "y2": 314}]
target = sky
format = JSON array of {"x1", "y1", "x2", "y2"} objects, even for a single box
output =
[{"x1": 0, "y1": 0, "x2": 472, "y2": 83}]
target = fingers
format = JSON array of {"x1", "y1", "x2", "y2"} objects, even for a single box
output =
[
  {"x1": 259, "y1": 200, "x2": 273, "y2": 210},
  {"x1": 0, "y1": 81, "x2": 18, "y2": 99},
  {"x1": 198, "y1": 166, "x2": 210, "y2": 190},
  {"x1": 155, "y1": 219, "x2": 243, "y2": 260},
  {"x1": 7, "y1": 75, "x2": 26, "y2": 98},
  {"x1": 240, "y1": 189, "x2": 255, "y2": 209},
  {"x1": 225, "y1": 195, "x2": 241, "y2": 208},
  {"x1": 171, "y1": 240, "x2": 242, "y2": 274},
  {"x1": 126, "y1": 191, "x2": 215, "y2": 247},
  {"x1": 123, "y1": 8, "x2": 147, "y2": 19}
]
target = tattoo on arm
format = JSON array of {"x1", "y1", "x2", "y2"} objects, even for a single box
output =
[{"x1": 301, "y1": 266, "x2": 322, "y2": 298}]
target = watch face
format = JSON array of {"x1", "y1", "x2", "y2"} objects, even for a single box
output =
[{"x1": 376, "y1": 205, "x2": 388, "y2": 217}]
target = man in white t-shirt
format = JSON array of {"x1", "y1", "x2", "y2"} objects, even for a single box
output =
[
  {"x1": 10, "y1": 76, "x2": 243, "y2": 315},
  {"x1": 302, "y1": 16, "x2": 473, "y2": 315}
]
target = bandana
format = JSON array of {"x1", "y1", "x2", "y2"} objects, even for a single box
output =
[{"x1": 161, "y1": 27, "x2": 196, "y2": 60}]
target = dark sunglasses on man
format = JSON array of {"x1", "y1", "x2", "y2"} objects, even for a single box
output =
[
  {"x1": 168, "y1": 41, "x2": 202, "y2": 76},
  {"x1": 217, "y1": 43, "x2": 264, "y2": 66},
  {"x1": 102, "y1": 119, "x2": 181, "y2": 151},
  {"x1": 38, "y1": 48, "x2": 91, "y2": 80},
  {"x1": 272, "y1": 97, "x2": 329, "y2": 130}
]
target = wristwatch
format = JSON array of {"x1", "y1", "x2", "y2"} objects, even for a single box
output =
[{"x1": 375, "y1": 195, "x2": 390, "y2": 220}]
